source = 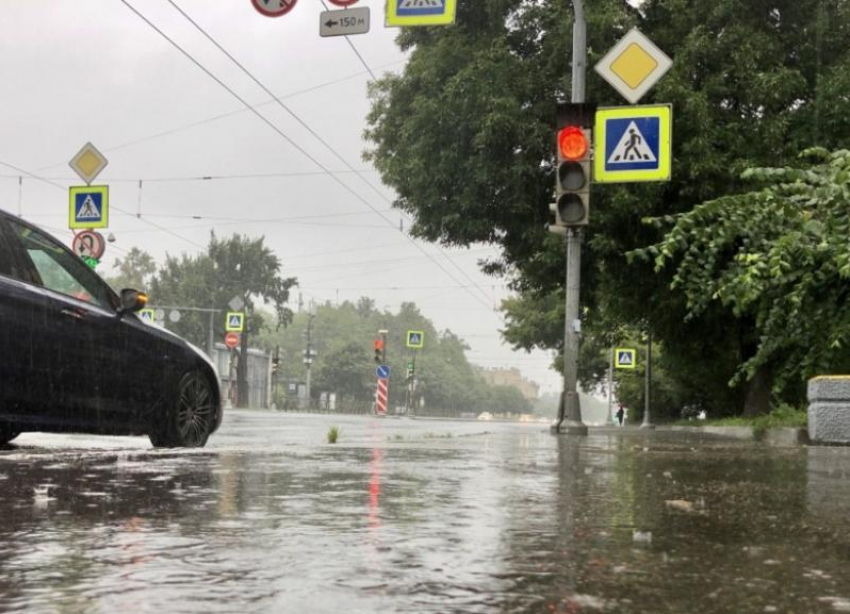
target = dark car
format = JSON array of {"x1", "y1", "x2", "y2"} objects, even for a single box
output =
[{"x1": 0, "y1": 209, "x2": 222, "y2": 448}]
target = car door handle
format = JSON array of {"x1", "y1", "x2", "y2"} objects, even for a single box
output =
[{"x1": 60, "y1": 308, "x2": 86, "y2": 321}]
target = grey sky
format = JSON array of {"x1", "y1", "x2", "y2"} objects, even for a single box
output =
[{"x1": 0, "y1": 0, "x2": 561, "y2": 394}]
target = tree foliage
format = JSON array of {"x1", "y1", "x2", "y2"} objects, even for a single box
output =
[
  {"x1": 365, "y1": 0, "x2": 850, "y2": 416},
  {"x1": 635, "y1": 149, "x2": 850, "y2": 396},
  {"x1": 254, "y1": 299, "x2": 535, "y2": 415},
  {"x1": 149, "y1": 233, "x2": 297, "y2": 406}
]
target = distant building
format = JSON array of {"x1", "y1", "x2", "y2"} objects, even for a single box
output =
[{"x1": 476, "y1": 367, "x2": 540, "y2": 401}]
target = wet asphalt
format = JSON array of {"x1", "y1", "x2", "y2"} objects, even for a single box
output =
[{"x1": 1, "y1": 410, "x2": 849, "y2": 614}]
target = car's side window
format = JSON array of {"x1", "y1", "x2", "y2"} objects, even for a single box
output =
[
  {"x1": 0, "y1": 221, "x2": 19, "y2": 279},
  {"x1": 7, "y1": 219, "x2": 114, "y2": 309}
]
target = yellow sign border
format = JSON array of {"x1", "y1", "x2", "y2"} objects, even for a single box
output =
[
  {"x1": 226, "y1": 311, "x2": 245, "y2": 333},
  {"x1": 615, "y1": 348, "x2": 637, "y2": 370},
  {"x1": 594, "y1": 105, "x2": 672, "y2": 183},
  {"x1": 386, "y1": 0, "x2": 457, "y2": 26},
  {"x1": 406, "y1": 330, "x2": 425, "y2": 349},
  {"x1": 139, "y1": 308, "x2": 156, "y2": 324},
  {"x1": 69, "y1": 185, "x2": 109, "y2": 229}
]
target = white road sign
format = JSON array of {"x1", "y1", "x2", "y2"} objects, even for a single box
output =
[
  {"x1": 71, "y1": 231, "x2": 105, "y2": 260},
  {"x1": 320, "y1": 7, "x2": 370, "y2": 37},
  {"x1": 594, "y1": 28, "x2": 673, "y2": 104},
  {"x1": 69, "y1": 142, "x2": 108, "y2": 185}
]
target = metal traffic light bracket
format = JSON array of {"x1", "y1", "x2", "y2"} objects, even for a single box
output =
[{"x1": 556, "y1": 102, "x2": 597, "y2": 130}]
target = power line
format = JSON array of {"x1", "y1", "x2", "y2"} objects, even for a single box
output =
[
  {"x1": 155, "y1": 0, "x2": 495, "y2": 312},
  {"x1": 28, "y1": 61, "x2": 404, "y2": 174},
  {"x1": 2, "y1": 168, "x2": 378, "y2": 184},
  {"x1": 0, "y1": 159, "x2": 206, "y2": 252}
]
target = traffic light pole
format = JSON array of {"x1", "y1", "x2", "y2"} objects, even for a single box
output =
[{"x1": 553, "y1": 0, "x2": 589, "y2": 435}]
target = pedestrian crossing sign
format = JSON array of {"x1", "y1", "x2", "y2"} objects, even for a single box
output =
[
  {"x1": 594, "y1": 105, "x2": 672, "y2": 183},
  {"x1": 226, "y1": 311, "x2": 245, "y2": 332},
  {"x1": 139, "y1": 308, "x2": 155, "y2": 324},
  {"x1": 386, "y1": 0, "x2": 457, "y2": 27},
  {"x1": 615, "y1": 348, "x2": 637, "y2": 370},
  {"x1": 406, "y1": 330, "x2": 425, "y2": 349},
  {"x1": 69, "y1": 185, "x2": 109, "y2": 229}
]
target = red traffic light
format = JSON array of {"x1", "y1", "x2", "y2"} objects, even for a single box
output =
[
  {"x1": 374, "y1": 339, "x2": 384, "y2": 350},
  {"x1": 558, "y1": 126, "x2": 588, "y2": 161}
]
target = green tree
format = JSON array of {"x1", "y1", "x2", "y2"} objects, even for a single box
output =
[
  {"x1": 313, "y1": 342, "x2": 373, "y2": 407},
  {"x1": 105, "y1": 247, "x2": 157, "y2": 293},
  {"x1": 365, "y1": 0, "x2": 850, "y2": 416},
  {"x1": 150, "y1": 233, "x2": 297, "y2": 407},
  {"x1": 636, "y1": 149, "x2": 850, "y2": 413}
]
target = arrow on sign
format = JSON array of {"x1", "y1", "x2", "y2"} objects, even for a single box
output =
[{"x1": 325, "y1": 19, "x2": 338, "y2": 26}]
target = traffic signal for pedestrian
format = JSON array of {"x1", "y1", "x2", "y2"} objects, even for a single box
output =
[{"x1": 552, "y1": 125, "x2": 592, "y2": 227}]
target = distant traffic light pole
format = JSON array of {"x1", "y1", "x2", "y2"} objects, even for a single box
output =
[{"x1": 552, "y1": 0, "x2": 589, "y2": 435}]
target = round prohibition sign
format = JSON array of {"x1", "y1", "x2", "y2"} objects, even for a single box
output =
[
  {"x1": 328, "y1": 0, "x2": 359, "y2": 6},
  {"x1": 72, "y1": 231, "x2": 105, "y2": 260},
  {"x1": 251, "y1": 0, "x2": 298, "y2": 17}
]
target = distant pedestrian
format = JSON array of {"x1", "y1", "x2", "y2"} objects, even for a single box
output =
[{"x1": 616, "y1": 404, "x2": 625, "y2": 427}]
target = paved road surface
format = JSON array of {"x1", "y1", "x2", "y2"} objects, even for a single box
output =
[{"x1": 1, "y1": 410, "x2": 849, "y2": 613}]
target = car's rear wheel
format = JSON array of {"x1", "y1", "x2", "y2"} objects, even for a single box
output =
[
  {"x1": 0, "y1": 424, "x2": 20, "y2": 445},
  {"x1": 150, "y1": 372, "x2": 215, "y2": 448}
]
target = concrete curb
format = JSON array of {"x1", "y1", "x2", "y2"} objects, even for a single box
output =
[{"x1": 659, "y1": 425, "x2": 809, "y2": 446}]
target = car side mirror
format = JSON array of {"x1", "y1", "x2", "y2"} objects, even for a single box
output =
[{"x1": 119, "y1": 289, "x2": 148, "y2": 314}]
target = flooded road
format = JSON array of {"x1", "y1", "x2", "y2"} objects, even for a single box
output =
[{"x1": 1, "y1": 411, "x2": 849, "y2": 613}]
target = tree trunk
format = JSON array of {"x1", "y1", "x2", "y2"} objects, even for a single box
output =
[{"x1": 742, "y1": 363, "x2": 772, "y2": 417}]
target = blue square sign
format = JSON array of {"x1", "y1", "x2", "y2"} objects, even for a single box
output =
[
  {"x1": 604, "y1": 117, "x2": 661, "y2": 172},
  {"x1": 69, "y1": 185, "x2": 109, "y2": 229}
]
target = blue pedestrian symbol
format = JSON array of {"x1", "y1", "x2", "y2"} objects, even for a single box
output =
[
  {"x1": 74, "y1": 192, "x2": 103, "y2": 223},
  {"x1": 376, "y1": 365, "x2": 391, "y2": 379},
  {"x1": 398, "y1": 0, "x2": 445, "y2": 16},
  {"x1": 604, "y1": 117, "x2": 661, "y2": 173}
]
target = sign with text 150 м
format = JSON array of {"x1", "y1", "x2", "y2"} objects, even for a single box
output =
[{"x1": 320, "y1": 6, "x2": 369, "y2": 37}]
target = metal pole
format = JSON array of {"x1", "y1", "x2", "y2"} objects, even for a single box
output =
[
  {"x1": 553, "y1": 0, "x2": 589, "y2": 435},
  {"x1": 305, "y1": 315, "x2": 314, "y2": 410},
  {"x1": 207, "y1": 309, "x2": 214, "y2": 359},
  {"x1": 607, "y1": 346, "x2": 614, "y2": 424},
  {"x1": 641, "y1": 330, "x2": 655, "y2": 429}
]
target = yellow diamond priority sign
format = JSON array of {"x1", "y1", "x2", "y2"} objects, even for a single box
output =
[
  {"x1": 594, "y1": 28, "x2": 672, "y2": 104},
  {"x1": 69, "y1": 142, "x2": 109, "y2": 185}
]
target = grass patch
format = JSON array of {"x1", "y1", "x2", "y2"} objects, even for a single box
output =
[
  {"x1": 327, "y1": 426, "x2": 340, "y2": 444},
  {"x1": 423, "y1": 432, "x2": 453, "y2": 439},
  {"x1": 672, "y1": 404, "x2": 807, "y2": 436}
]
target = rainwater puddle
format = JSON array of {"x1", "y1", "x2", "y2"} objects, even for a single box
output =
[{"x1": 0, "y1": 411, "x2": 848, "y2": 613}]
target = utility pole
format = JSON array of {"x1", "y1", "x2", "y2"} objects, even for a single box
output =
[
  {"x1": 304, "y1": 303, "x2": 317, "y2": 410},
  {"x1": 641, "y1": 330, "x2": 655, "y2": 429},
  {"x1": 607, "y1": 346, "x2": 614, "y2": 425},
  {"x1": 553, "y1": 0, "x2": 589, "y2": 435}
]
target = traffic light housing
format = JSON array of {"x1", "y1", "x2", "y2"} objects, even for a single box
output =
[
  {"x1": 374, "y1": 339, "x2": 384, "y2": 364},
  {"x1": 550, "y1": 103, "x2": 595, "y2": 231}
]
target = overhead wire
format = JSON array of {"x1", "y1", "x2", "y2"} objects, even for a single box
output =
[
  {"x1": 156, "y1": 0, "x2": 496, "y2": 311},
  {"x1": 0, "y1": 159, "x2": 206, "y2": 251},
  {"x1": 315, "y1": 0, "x2": 498, "y2": 306}
]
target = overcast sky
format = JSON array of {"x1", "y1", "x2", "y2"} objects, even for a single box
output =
[{"x1": 0, "y1": 0, "x2": 562, "y2": 395}]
